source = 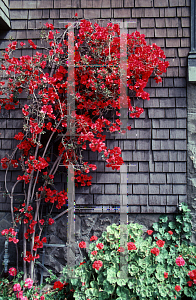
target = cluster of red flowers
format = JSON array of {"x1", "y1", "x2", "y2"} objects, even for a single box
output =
[{"x1": 1, "y1": 227, "x2": 19, "y2": 244}]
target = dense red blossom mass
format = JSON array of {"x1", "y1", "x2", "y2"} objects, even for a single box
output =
[{"x1": 0, "y1": 19, "x2": 168, "y2": 271}]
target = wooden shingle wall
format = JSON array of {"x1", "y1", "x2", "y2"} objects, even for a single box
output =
[{"x1": 0, "y1": 0, "x2": 190, "y2": 214}]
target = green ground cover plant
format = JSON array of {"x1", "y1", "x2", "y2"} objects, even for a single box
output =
[{"x1": 1, "y1": 202, "x2": 195, "y2": 300}]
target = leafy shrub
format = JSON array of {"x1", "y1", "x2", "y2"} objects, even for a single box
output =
[{"x1": 55, "y1": 203, "x2": 196, "y2": 300}]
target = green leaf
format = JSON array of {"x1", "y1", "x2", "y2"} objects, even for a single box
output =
[
  {"x1": 107, "y1": 266, "x2": 117, "y2": 284},
  {"x1": 103, "y1": 279, "x2": 115, "y2": 294},
  {"x1": 85, "y1": 287, "x2": 99, "y2": 298},
  {"x1": 168, "y1": 221, "x2": 176, "y2": 229},
  {"x1": 90, "y1": 281, "x2": 99, "y2": 289},
  {"x1": 152, "y1": 222, "x2": 159, "y2": 231},
  {"x1": 158, "y1": 285, "x2": 169, "y2": 297},
  {"x1": 159, "y1": 215, "x2": 168, "y2": 223},
  {"x1": 116, "y1": 286, "x2": 131, "y2": 300},
  {"x1": 98, "y1": 291, "x2": 110, "y2": 300}
]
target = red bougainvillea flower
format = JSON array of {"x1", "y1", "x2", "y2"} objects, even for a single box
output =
[
  {"x1": 9, "y1": 267, "x2": 17, "y2": 276},
  {"x1": 92, "y1": 260, "x2": 103, "y2": 271},
  {"x1": 53, "y1": 281, "x2": 64, "y2": 290},
  {"x1": 176, "y1": 256, "x2": 185, "y2": 266},
  {"x1": 168, "y1": 230, "x2": 173, "y2": 235},
  {"x1": 48, "y1": 218, "x2": 54, "y2": 225},
  {"x1": 91, "y1": 250, "x2": 97, "y2": 256},
  {"x1": 39, "y1": 219, "x2": 45, "y2": 225},
  {"x1": 156, "y1": 240, "x2": 165, "y2": 247},
  {"x1": 175, "y1": 285, "x2": 181, "y2": 292},
  {"x1": 147, "y1": 230, "x2": 153, "y2": 235},
  {"x1": 90, "y1": 235, "x2": 98, "y2": 241},
  {"x1": 96, "y1": 243, "x2": 104, "y2": 250},
  {"x1": 151, "y1": 247, "x2": 160, "y2": 256},
  {"x1": 164, "y1": 272, "x2": 168, "y2": 279},
  {"x1": 127, "y1": 242, "x2": 137, "y2": 250},
  {"x1": 79, "y1": 241, "x2": 86, "y2": 248}
]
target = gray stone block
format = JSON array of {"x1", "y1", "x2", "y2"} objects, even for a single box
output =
[
  {"x1": 149, "y1": 195, "x2": 166, "y2": 205},
  {"x1": 149, "y1": 185, "x2": 160, "y2": 194},
  {"x1": 170, "y1": 129, "x2": 186, "y2": 139},
  {"x1": 167, "y1": 173, "x2": 186, "y2": 184},
  {"x1": 133, "y1": 184, "x2": 148, "y2": 194},
  {"x1": 155, "y1": 162, "x2": 163, "y2": 172},
  {"x1": 174, "y1": 140, "x2": 187, "y2": 150},
  {"x1": 141, "y1": 206, "x2": 166, "y2": 213},
  {"x1": 150, "y1": 173, "x2": 166, "y2": 184},
  {"x1": 153, "y1": 151, "x2": 169, "y2": 161},
  {"x1": 152, "y1": 129, "x2": 169, "y2": 139},
  {"x1": 105, "y1": 184, "x2": 118, "y2": 194},
  {"x1": 148, "y1": 109, "x2": 165, "y2": 118},
  {"x1": 175, "y1": 162, "x2": 186, "y2": 172},
  {"x1": 173, "y1": 184, "x2": 186, "y2": 194},
  {"x1": 136, "y1": 140, "x2": 150, "y2": 150},
  {"x1": 160, "y1": 184, "x2": 173, "y2": 194}
]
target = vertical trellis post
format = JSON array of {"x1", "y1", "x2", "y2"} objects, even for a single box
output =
[
  {"x1": 66, "y1": 22, "x2": 77, "y2": 279},
  {"x1": 119, "y1": 21, "x2": 129, "y2": 281}
]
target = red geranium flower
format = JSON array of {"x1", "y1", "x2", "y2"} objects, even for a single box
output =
[
  {"x1": 79, "y1": 241, "x2": 86, "y2": 248},
  {"x1": 175, "y1": 285, "x2": 181, "y2": 292},
  {"x1": 176, "y1": 256, "x2": 185, "y2": 266},
  {"x1": 156, "y1": 240, "x2": 165, "y2": 247},
  {"x1": 164, "y1": 272, "x2": 168, "y2": 279},
  {"x1": 147, "y1": 230, "x2": 153, "y2": 235},
  {"x1": 151, "y1": 247, "x2": 160, "y2": 256},
  {"x1": 127, "y1": 242, "x2": 137, "y2": 250},
  {"x1": 53, "y1": 281, "x2": 64, "y2": 290}
]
